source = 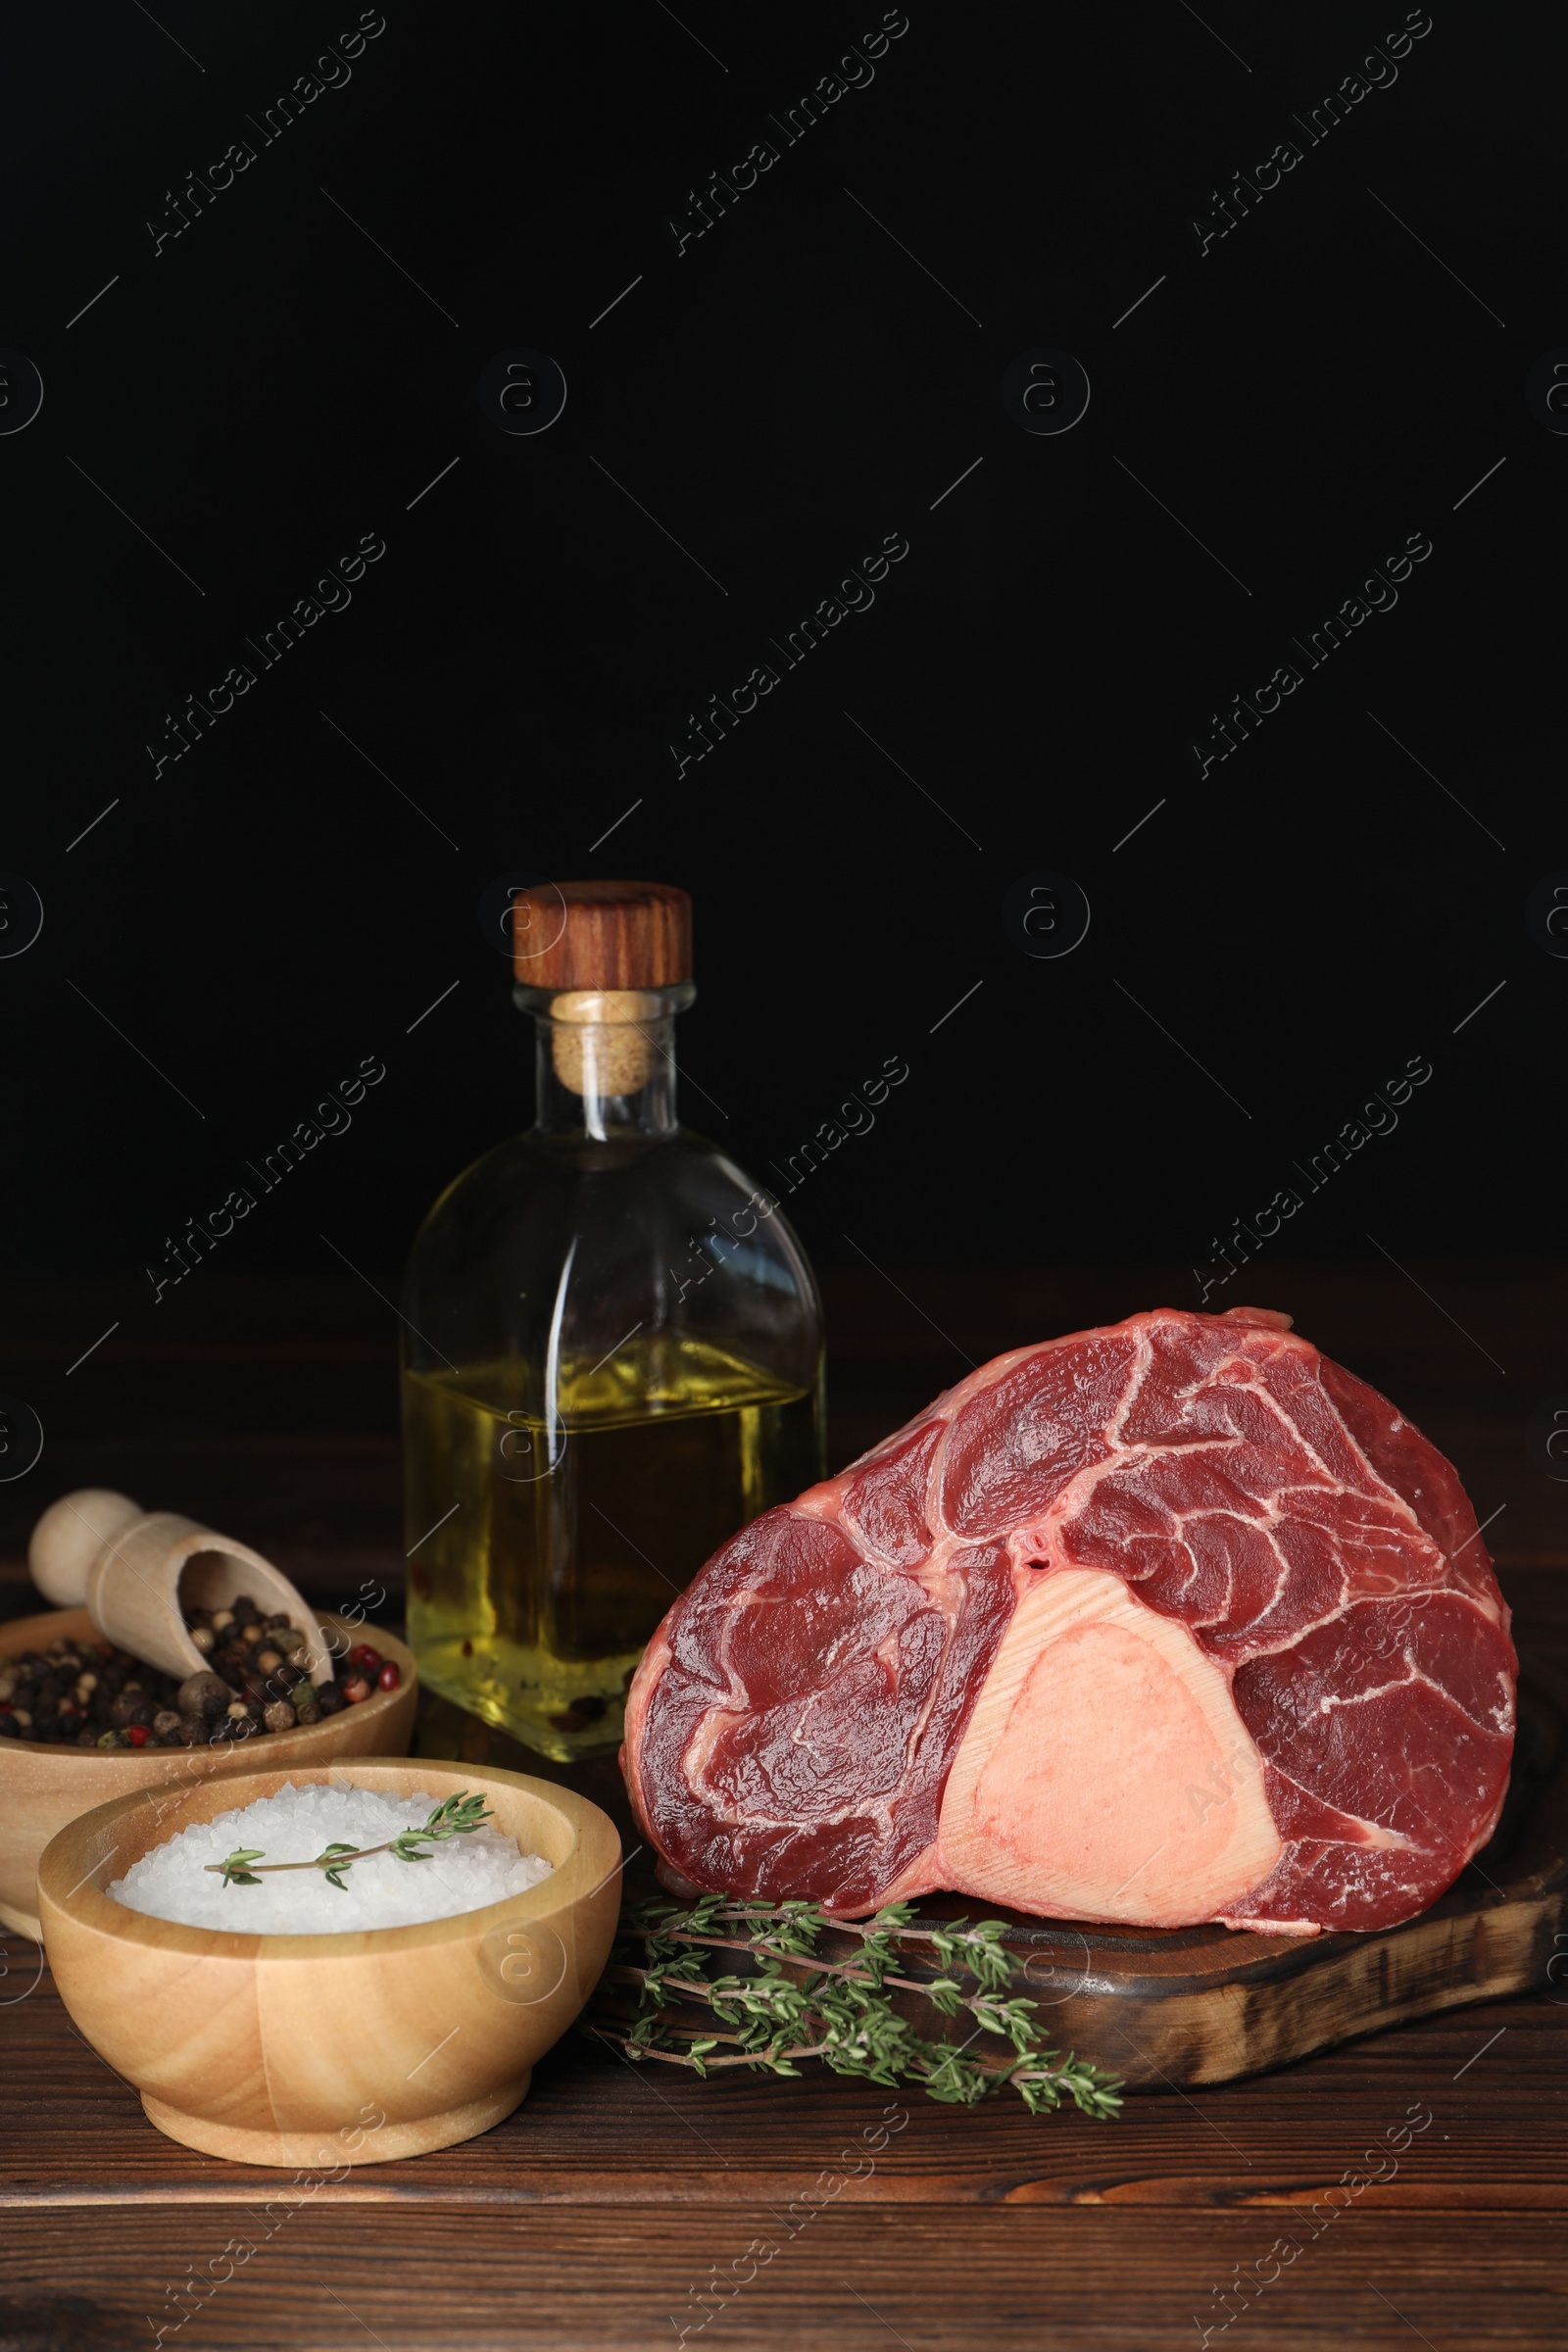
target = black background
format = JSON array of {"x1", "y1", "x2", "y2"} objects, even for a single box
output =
[{"x1": 3, "y1": 0, "x2": 1561, "y2": 1319}]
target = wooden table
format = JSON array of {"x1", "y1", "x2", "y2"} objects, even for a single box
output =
[{"x1": 2, "y1": 1265, "x2": 1565, "y2": 2349}]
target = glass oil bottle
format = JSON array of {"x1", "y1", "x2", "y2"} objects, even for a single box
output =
[{"x1": 402, "y1": 880, "x2": 824, "y2": 1760}]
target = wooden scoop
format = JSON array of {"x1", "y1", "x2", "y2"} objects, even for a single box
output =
[{"x1": 27, "y1": 1489, "x2": 334, "y2": 1687}]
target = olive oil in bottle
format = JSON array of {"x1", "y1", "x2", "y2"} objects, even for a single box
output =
[
  {"x1": 405, "y1": 1341, "x2": 818, "y2": 1756},
  {"x1": 401, "y1": 882, "x2": 824, "y2": 1760}
]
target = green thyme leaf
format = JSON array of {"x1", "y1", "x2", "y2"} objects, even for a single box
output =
[
  {"x1": 587, "y1": 1896, "x2": 1124, "y2": 2123},
  {"x1": 217, "y1": 1846, "x2": 267, "y2": 1888},
  {"x1": 203, "y1": 1790, "x2": 494, "y2": 1886}
]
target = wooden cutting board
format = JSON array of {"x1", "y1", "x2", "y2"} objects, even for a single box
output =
[
  {"x1": 427, "y1": 1669, "x2": 1568, "y2": 2096},
  {"x1": 879, "y1": 1665, "x2": 1568, "y2": 2089}
]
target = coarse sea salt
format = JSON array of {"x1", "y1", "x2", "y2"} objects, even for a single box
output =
[{"x1": 110, "y1": 1783, "x2": 554, "y2": 1934}]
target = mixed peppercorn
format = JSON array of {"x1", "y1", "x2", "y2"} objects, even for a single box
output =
[{"x1": 0, "y1": 1596, "x2": 400, "y2": 1749}]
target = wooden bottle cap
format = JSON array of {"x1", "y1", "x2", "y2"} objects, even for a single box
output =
[{"x1": 512, "y1": 880, "x2": 692, "y2": 990}]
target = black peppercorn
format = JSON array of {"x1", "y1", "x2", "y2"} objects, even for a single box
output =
[
  {"x1": 12, "y1": 1618, "x2": 359, "y2": 1751},
  {"x1": 175, "y1": 1671, "x2": 232, "y2": 1722}
]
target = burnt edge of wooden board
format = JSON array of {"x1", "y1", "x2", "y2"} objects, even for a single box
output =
[{"x1": 605, "y1": 1668, "x2": 1568, "y2": 2092}]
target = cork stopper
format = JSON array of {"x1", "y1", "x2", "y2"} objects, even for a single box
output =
[
  {"x1": 550, "y1": 990, "x2": 662, "y2": 1094},
  {"x1": 513, "y1": 882, "x2": 691, "y2": 1097}
]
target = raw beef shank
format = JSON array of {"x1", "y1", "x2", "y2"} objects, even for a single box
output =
[{"x1": 622, "y1": 1308, "x2": 1516, "y2": 1934}]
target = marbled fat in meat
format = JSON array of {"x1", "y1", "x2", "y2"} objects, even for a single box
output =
[{"x1": 621, "y1": 1307, "x2": 1516, "y2": 1934}]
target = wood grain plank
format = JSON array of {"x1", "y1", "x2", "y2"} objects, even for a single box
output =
[
  {"x1": 3, "y1": 1950, "x2": 1563, "y2": 2208},
  {"x1": 4, "y1": 2207, "x2": 1566, "y2": 2349}
]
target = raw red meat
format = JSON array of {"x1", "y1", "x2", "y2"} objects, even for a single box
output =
[{"x1": 622, "y1": 1308, "x2": 1516, "y2": 1935}]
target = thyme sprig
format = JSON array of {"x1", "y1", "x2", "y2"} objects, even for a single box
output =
[
  {"x1": 209, "y1": 1791, "x2": 493, "y2": 1890},
  {"x1": 587, "y1": 1894, "x2": 1122, "y2": 2121}
]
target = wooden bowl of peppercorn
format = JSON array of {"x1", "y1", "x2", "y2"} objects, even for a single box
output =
[
  {"x1": 37, "y1": 1758, "x2": 620, "y2": 2168},
  {"x1": 0, "y1": 1609, "x2": 417, "y2": 1941}
]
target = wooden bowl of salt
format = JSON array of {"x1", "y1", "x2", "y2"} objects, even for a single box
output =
[{"x1": 37, "y1": 1759, "x2": 621, "y2": 2167}]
